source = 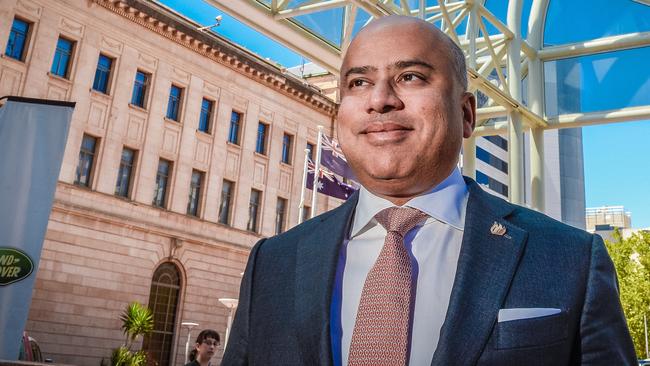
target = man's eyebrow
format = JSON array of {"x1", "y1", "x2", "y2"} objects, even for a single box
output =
[
  {"x1": 394, "y1": 59, "x2": 434, "y2": 70},
  {"x1": 343, "y1": 65, "x2": 378, "y2": 78},
  {"x1": 343, "y1": 60, "x2": 434, "y2": 78}
]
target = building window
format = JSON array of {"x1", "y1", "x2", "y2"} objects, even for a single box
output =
[
  {"x1": 476, "y1": 146, "x2": 508, "y2": 174},
  {"x1": 75, "y1": 134, "x2": 97, "y2": 187},
  {"x1": 131, "y1": 70, "x2": 150, "y2": 108},
  {"x1": 247, "y1": 189, "x2": 262, "y2": 233},
  {"x1": 228, "y1": 111, "x2": 241, "y2": 144},
  {"x1": 275, "y1": 198, "x2": 287, "y2": 234},
  {"x1": 166, "y1": 85, "x2": 183, "y2": 121},
  {"x1": 483, "y1": 135, "x2": 508, "y2": 151},
  {"x1": 5, "y1": 18, "x2": 30, "y2": 61},
  {"x1": 476, "y1": 170, "x2": 509, "y2": 197},
  {"x1": 187, "y1": 170, "x2": 204, "y2": 216},
  {"x1": 50, "y1": 37, "x2": 74, "y2": 78},
  {"x1": 153, "y1": 159, "x2": 172, "y2": 208},
  {"x1": 282, "y1": 134, "x2": 293, "y2": 164},
  {"x1": 218, "y1": 180, "x2": 234, "y2": 225},
  {"x1": 115, "y1": 147, "x2": 136, "y2": 198},
  {"x1": 256, "y1": 122, "x2": 268, "y2": 154},
  {"x1": 302, "y1": 205, "x2": 311, "y2": 223},
  {"x1": 198, "y1": 98, "x2": 214, "y2": 133},
  {"x1": 142, "y1": 262, "x2": 180, "y2": 366},
  {"x1": 92, "y1": 54, "x2": 113, "y2": 94},
  {"x1": 306, "y1": 142, "x2": 315, "y2": 161}
]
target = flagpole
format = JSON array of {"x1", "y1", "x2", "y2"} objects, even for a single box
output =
[
  {"x1": 298, "y1": 148, "x2": 310, "y2": 224},
  {"x1": 311, "y1": 126, "x2": 324, "y2": 218},
  {"x1": 643, "y1": 313, "x2": 650, "y2": 359}
]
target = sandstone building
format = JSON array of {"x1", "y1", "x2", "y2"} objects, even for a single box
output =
[{"x1": 0, "y1": 0, "x2": 338, "y2": 364}]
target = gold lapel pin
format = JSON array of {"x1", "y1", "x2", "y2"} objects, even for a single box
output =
[{"x1": 490, "y1": 221, "x2": 507, "y2": 236}]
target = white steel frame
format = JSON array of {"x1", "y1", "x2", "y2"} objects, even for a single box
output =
[{"x1": 207, "y1": 0, "x2": 650, "y2": 213}]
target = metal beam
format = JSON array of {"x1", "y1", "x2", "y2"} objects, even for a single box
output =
[
  {"x1": 527, "y1": 0, "x2": 546, "y2": 212},
  {"x1": 506, "y1": 0, "x2": 524, "y2": 205},
  {"x1": 468, "y1": 69, "x2": 547, "y2": 128},
  {"x1": 275, "y1": 0, "x2": 348, "y2": 20},
  {"x1": 473, "y1": 120, "x2": 510, "y2": 136},
  {"x1": 547, "y1": 105, "x2": 650, "y2": 128},
  {"x1": 476, "y1": 105, "x2": 508, "y2": 121},
  {"x1": 538, "y1": 31, "x2": 650, "y2": 60},
  {"x1": 476, "y1": 105, "x2": 650, "y2": 131},
  {"x1": 207, "y1": 0, "x2": 342, "y2": 73}
]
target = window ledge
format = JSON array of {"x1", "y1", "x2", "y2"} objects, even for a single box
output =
[
  {"x1": 151, "y1": 204, "x2": 169, "y2": 211},
  {"x1": 196, "y1": 129, "x2": 213, "y2": 137},
  {"x1": 215, "y1": 222, "x2": 231, "y2": 229},
  {"x1": 47, "y1": 72, "x2": 72, "y2": 84},
  {"x1": 90, "y1": 89, "x2": 111, "y2": 100},
  {"x1": 72, "y1": 182, "x2": 93, "y2": 191},
  {"x1": 128, "y1": 103, "x2": 148, "y2": 113},
  {"x1": 164, "y1": 117, "x2": 181, "y2": 124},
  {"x1": 114, "y1": 194, "x2": 132, "y2": 202},
  {"x1": 254, "y1": 152, "x2": 269, "y2": 160},
  {"x1": 1, "y1": 53, "x2": 27, "y2": 65}
]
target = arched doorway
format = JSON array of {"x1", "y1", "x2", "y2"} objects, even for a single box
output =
[{"x1": 143, "y1": 262, "x2": 181, "y2": 366}]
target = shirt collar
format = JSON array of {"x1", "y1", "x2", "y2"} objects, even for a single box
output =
[{"x1": 350, "y1": 168, "x2": 468, "y2": 237}]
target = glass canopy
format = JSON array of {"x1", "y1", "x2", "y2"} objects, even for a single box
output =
[{"x1": 161, "y1": 0, "x2": 650, "y2": 212}]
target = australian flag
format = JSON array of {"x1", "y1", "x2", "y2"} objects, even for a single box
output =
[
  {"x1": 306, "y1": 159, "x2": 356, "y2": 200},
  {"x1": 320, "y1": 134, "x2": 357, "y2": 181}
]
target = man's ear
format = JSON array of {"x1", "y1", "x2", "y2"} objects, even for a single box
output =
[{"x1": 461, "y1": 92, "x2": 476, "y2": 138}]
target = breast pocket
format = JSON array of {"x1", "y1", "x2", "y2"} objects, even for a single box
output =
[{"x1": 496, "y1": 310, "x2": 568, "y2": 350}]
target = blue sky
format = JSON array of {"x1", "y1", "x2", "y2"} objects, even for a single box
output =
[{"x1": 160, "y1": 0, "x2": 650, "y2": 228}]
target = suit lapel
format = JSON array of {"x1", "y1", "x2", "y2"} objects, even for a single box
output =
[
  {"x1": 431, "y1": 180, "x2": 528, "y2": 366},
  {"x1": 295, "y1": 193, "x2": 357, "y2": 366}
]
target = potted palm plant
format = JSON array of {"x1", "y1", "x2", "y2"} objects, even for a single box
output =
[{"x1": 110, "y1": 302, "x2": 154, "y2": 366}]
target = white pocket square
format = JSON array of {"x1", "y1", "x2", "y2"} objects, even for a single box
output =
[{"x1": 498, "y1": 308, "x2": 562, "y2": 322}]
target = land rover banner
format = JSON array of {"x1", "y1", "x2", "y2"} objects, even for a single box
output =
[{"x1": 0, "y1": 97, "x2": 74, "y2": 359}]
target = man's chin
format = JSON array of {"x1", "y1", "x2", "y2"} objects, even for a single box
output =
[
  {"x1": 361, "y1": 173, "x2": 420, "y2": 194},
  {"x1": 366, "y1": 167, "x2": 412, "y2": 182}
]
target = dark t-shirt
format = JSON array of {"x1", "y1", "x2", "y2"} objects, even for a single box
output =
[{"x1": 184, "y1": 360, "x2": 200, "y2": 366}]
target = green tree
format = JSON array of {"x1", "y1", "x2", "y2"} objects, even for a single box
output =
[
  {"x1": 605, "y1": 230, "x2": 650, "y2": 358},
  {"x1": 111, "y1": 302, "x2": 154, "y2": 366}
]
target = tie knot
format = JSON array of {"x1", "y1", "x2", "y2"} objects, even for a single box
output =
[{"x1": 374, "y1": 206, "x2": 429, "y2": 236}]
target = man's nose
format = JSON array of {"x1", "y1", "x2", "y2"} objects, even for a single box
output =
[{"x1": 366, "y1": 81, "x2": 404, "y2": 114}]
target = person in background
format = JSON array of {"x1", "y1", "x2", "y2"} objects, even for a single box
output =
[{"x1": 185, "y1": 329, "x2": 219, "y2": 366}]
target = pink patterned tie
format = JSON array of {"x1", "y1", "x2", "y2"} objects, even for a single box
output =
[{"x1": 348, "y1": 207, "x2": 429, "y2": 366}]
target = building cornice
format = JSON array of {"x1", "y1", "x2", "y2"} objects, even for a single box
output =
[
  {"x1": 92, "y1": 0, "x2": 338, "y2": 116},
  {"x1": 53, "y1": 182, "x2": 258, "y2": 252}
]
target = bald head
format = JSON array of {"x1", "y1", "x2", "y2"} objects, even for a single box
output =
[
  {"x1": 336, "y1": 14, "x2": 476, "y2": 205},
  {"x1": 341, "y1": 16, "x2": 468, "y2": 91}
]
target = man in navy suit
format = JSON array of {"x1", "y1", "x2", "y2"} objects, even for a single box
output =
[{"x1": 222, "y1": 16, "x2": 636, "y2": 365}]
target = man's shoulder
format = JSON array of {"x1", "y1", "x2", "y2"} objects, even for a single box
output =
[
  {"x1": 256, "y1": 198, "x2": 354, "y2": 253},
  {"x1": 508, "y1": 202, "x2": 593, "y2": 243}
]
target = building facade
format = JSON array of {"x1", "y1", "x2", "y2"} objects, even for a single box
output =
[
  {"x1": 0, "y1": 0, "x2": 338, "y2": 364},
  {"x1": 585, "y1": 206, "x2": 641, "y2": 241}
]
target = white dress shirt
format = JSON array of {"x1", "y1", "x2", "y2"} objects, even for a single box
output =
[{"x1": 341, "y1": 168, "x2": 468, "y2": 366}]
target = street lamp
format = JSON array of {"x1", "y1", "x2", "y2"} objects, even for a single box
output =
[
  {"x1": 181, "y1": 321, "x2": 199, "y2": 363},
  {"x1": 197, "y1": 15, "x2": 223, "y2": 32},
  {"x1": 218, "y1": 298, "x2": 238, "y2": 354}
]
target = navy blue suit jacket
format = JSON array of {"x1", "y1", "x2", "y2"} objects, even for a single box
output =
[{"x1": 222, "y1": 178, "x2": 636, "y2": 365}]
